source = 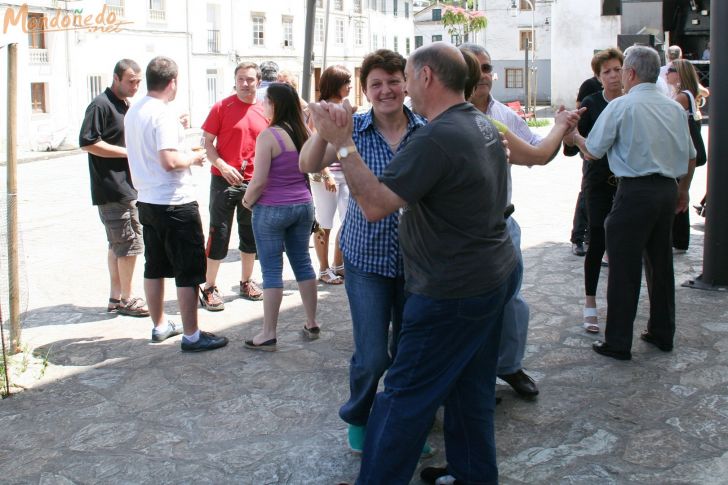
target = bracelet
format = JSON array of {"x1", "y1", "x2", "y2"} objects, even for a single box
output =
[{"x1": 321, "y1": 174, "x2": 331, "y2": 180}]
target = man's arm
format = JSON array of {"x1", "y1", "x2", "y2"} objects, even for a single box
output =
[
  {"x1": 309, "y1": 101, "x2": 405, "y2": 221},
  {"x1": 299, "y1": 132, "x2": 338, "y2": 173},
  {"x1": 158, "y1": 149, "x2": 205, "y2": 172},
  {"x1": 81, "y1": 140, "x2": 127, "y2": 158},
  {"x1": 203, "y1": 131, "x2": 245, "y2": 185},
  {"x1": 508, "y1": 107, "x2": 583, "y2": 166}
]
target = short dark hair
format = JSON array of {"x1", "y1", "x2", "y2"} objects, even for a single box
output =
[
  {"x1": 260, "y1": 61, "x2": 280, "y2": 82},
  {"x1": 359, "y1": 49, "x2": 406, "y2": 88},
  {"x1": 113, "y1": 59, "x2": 141, "y2": 79},
  {"x1": 145, "y1": 56, "x2": 177, "y2": 92},
  {"x1": 319, "y1": 65, "x2": 351, "y2": 101},
  {"x1": 235, "y1": 62, "x2": 261, "y2": 80},
  {"x1": 591, "y1": 47, "x2": 624, "y2": 77},
  {"x1": 409, "y1": 43, "x2": 467, "y2": 94},
  {"x1": 458, "y1": 47, "x2": 481, "y2": 100}
]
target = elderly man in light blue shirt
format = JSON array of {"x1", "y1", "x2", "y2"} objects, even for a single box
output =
[{"x1": 578, "y1": 45, "x2": 696, "y2": 361}]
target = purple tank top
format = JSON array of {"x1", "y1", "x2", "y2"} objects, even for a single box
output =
[{"x1": 257, "y1": 127, "x2": 312, "y2": 206}]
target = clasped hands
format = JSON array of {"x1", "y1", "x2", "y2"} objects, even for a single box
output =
[{"x1": 309, "y1": 99, "x2": 357, "y2": 148}]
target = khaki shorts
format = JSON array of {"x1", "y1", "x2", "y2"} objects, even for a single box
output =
[{"x1": 98, "y1": 201, "x2": 144, "y2": 257}]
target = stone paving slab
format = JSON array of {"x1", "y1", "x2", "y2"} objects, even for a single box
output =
[{"x1": 1, "y1": 125, "x2": 726, "y2": 484}]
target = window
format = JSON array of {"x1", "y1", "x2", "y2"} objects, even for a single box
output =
[
  {"x1": 27, "y1": 13, "x2": 45, "y2": 49},
  {"x1": 335, "y1": 0, "x2": 344, "y2": 10},
  {"x1": 380, "y1": 0, "x2": 386, "y2": 13},
  {"x1": 382, "y1": 34, "x2": 387, "y2": 48},
  {"x1": 252, "y1": 15, "x2": 265, "y2": 46},
  {"x1": 405, "y1": 1, "x2": 410, "y2": 18},
  {"x1": 451, "y1": 34, "x2": 461, "y2": 45},
  {"x1": 317, "y1": 0, "x2": 323, "y2": 7},
  {"x1": 505, "y1": 68, "x2": 524, "y2": 88},
  {"x1": 432, "y1": 8, "x2": 441, "y2": 21},
  {"x1": 355, "y1": 22, "x2": 363, "y2": 46},
  {"x1": 602, "y1": 0, "x2": 621, "y2": 15},
  {"x1": 354, "y1": 0, "x2": 362, "y2": 14},
  {"x1": 208, "y1": 29, "x2": 221, "y2": 52},
  {"x1": 372, "y1": 33, "x2": 378, "y2": 49},
  {"x1": 315, "y1": 17, "x2": 324, "y2": 43},
  {"x1": 406, "y1": 37, "x2": 411, "y2": 54},
  {"x1": 415, "y1": 35, "x2": 423, "y2": 48},
  {"x1": 88, "y1": 75, "x2": 103, "y2": 103},
  {"x1": 519, "y1": 30, "x2": 533, "y2": 50},
  {"x1": 148, "y1": 0, "x2": 165, "y2": 21},
  {"x1": 105, "y1": 0, "x2": 124, "y2": 17},
  {"x1": 393, "y1": 0, "x2": 398, "y2": 16},
  {"x1": 31, "y1": 83, "x2": 47, "y2": 113},
  {"x1": 283, "y1": 17, "x2": 294, "y2": 47},
  {"x1": 207, "y1": 69, "x2": 218, "y2": 106},
  {"x1": 393, "y1": 36, "x2": 398, "y2": 52},
  {"x1": 336, "y1": 19, "x2": 345, "y2": 44},
  {"x1": 519, "y1": 0, "x2": 533, "y2": 10},
  {"x1": 431, "y1": 34, "x2": 442, "y2": 42}
]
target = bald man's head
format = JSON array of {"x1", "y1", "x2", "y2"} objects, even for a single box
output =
[{"x1": 408, "y1": 42, "x2": 468, "y2": 95}]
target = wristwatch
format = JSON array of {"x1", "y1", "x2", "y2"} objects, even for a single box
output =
[{"x1": 336, "y1": 145, "x2": 358, "y2": 160}]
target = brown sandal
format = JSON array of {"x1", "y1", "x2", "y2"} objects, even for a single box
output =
[
  {"x1": 117, "y1": 297, "x2": 150, "y2": 317},
  {"x1": 107, "y1": 298, "x2": 121, "y2": 312}
]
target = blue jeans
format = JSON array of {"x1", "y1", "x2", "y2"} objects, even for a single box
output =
[
  {"x1": 356, "y1": 267, "x2": 519, "y2": 485},
  {"x1": 251, "y1": 203, "x2": 316, "y2": 289},
  {"x1": 497, "y1": 216, "x2": 529, "y2": 375},
  {"x1": 339, "y1": 257, "x2": 405, "y2": 426}
]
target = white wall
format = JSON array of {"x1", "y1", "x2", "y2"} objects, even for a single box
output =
[{"x1": 550, "y1": 0, "x2": 620, "y2": 108}]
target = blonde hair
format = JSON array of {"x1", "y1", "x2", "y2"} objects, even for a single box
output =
[{"x1": 671, "y1": 59, "x2": 700, "y2": 100}]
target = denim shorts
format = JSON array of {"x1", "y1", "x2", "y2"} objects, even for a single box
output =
[
  {"x1": 252, "y1": 202, "x2": 316, "y2": 288},
  {"x1": 97, "y1": 200, "x2": 144, "y2": 257},
  {"x1": 137, "y1": 201, "x2": 206, "y2": 288}
]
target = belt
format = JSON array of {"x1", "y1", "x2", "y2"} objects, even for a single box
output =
[
  {"x1": 617, "y1": 173, "x2": 670, "y2": 182},
  {"x1": 504, "y1": 203, "x2": 515, "y2": 219}
]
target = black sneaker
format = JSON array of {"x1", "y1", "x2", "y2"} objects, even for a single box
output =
[
  {"x1": 151, "y1": 321, "x2": 183, "y2": 343},
  {"x1": 181, "y1": 331, "x2": 229, "y2": 352}
]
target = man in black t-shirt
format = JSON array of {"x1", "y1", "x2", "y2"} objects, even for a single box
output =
[
  {"x1": 79, "y1": 59, "x2": 148, "y2": 318},
  {"x1": 309, "y1": 42, "x2": 518, "y2": 485}
]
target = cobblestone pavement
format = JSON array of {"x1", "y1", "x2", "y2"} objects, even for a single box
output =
[{"x1": 1, "y1": 125, "x2": 726, "y2": 484}]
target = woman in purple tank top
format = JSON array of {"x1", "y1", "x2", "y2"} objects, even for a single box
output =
[{"x1": 242, "y1": 83, "x2": 320, "y2": 350}]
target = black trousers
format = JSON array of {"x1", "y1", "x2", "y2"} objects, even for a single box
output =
[
  {"x1": 605, "y1": 175, "x2": 677, "y2": 351},
  {"x1": 672, "y1": 177, "x2": 690, "y2": 250},
  {"x1": 570, "y1": 160, "x2": 589, "y2": 244},
  {"x1": 584, "y1": 162, "x2": 617, "y2": 296}
]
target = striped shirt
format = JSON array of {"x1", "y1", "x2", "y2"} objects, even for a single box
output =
[{"x1": 340, "y1": 106, "x2": 426, "y2": 277}]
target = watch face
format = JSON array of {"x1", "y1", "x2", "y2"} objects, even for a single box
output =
[{"x1": 338, "y1": 147, "x2": 348, "y2": 158}]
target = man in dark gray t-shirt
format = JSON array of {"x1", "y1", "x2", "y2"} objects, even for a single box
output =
[{"x1": 309, "y1": 42, "x2": 518, "y2": 485}]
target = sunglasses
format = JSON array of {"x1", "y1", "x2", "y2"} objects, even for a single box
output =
[
  {"x1": 481, "y1": 63, "x2": 493, "y2": 74},
  {"x1": 667, "y1": 67, "x2": 677, "y2": 73}
]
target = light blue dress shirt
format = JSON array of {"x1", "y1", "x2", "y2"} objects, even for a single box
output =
[{"x1": 585, "y1": 83, "x2": 696, "y2": 179}]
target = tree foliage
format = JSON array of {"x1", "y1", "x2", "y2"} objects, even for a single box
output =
[{"x1": 441, "y1": 5, "x2": 487, "y2": 45}]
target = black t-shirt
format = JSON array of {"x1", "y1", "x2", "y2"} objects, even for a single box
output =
[
  {"x1": 380, "y1": 103, "x2": 516, "y2": 299},
  {"x1": 577, "y1": 77, "x2": 602, "y2": 103},
  {"x1": 577, "y1": 91, "x2": 614, "y2": 186},
  {"x1": 79, "y1": 88, "x2": 136, "y2": 205}
]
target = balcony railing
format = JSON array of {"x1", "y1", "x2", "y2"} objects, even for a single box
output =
[
  {"x1": 148, "y1": 9, "x2": 165, "y2": 22},
  {"x1": 106, "y1": 4, "x2": 124, "y2": 17},
  {"x1": 208, "y1": 29, "x2": 220, "y2": 53},
  {"x1": 29, "y1": 48, "x2": 49, "y2": 64}
]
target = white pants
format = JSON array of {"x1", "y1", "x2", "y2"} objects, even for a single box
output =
[{"x1": 311, "y1": 171, "x2": 349, "y2": 229}]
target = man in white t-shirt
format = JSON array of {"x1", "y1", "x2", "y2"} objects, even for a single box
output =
[{"x1": 124, "y1": 56, "x2": 228, "y2": 352}]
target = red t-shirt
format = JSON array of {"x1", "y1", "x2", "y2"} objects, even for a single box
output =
[{"x1": 201, "y1": 94, "x2": 269, "y2": 181}]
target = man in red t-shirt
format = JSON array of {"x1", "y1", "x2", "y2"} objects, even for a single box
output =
[{"x1": 199, "y1": 62, "x2": 269, "y2": 310}]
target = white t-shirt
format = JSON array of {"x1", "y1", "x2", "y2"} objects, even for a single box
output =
[{"x1": 124, "y1": 96, "x2": 196, "y2": 205}]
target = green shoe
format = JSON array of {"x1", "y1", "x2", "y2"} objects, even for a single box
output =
[{"x1": 348, "y1": 424, "x2": 366, "y2": 454}]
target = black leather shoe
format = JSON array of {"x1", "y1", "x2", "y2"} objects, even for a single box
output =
[
  {"x1": 498, "y1": 369, "x2": 539, "y2": 397},
  {"x1": 640, "y1": 332, "x2": 673, "y2": 352},
  {"x1": 181, "y1": 331, "x2": 229, "y2": 352},
  {"x1": 592, "y1": 341, "x2": 631, "y2": 360},
  {"x1": 420, "y1": 466, "x2": 448, "y2": 484},
  {"x1": 571, "y1": 242, "x2": 586, "y2": 256}
]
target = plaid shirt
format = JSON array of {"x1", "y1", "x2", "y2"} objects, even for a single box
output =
[{"x1": 340, "y1": 106, "x2": 426, "y2": 277}]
